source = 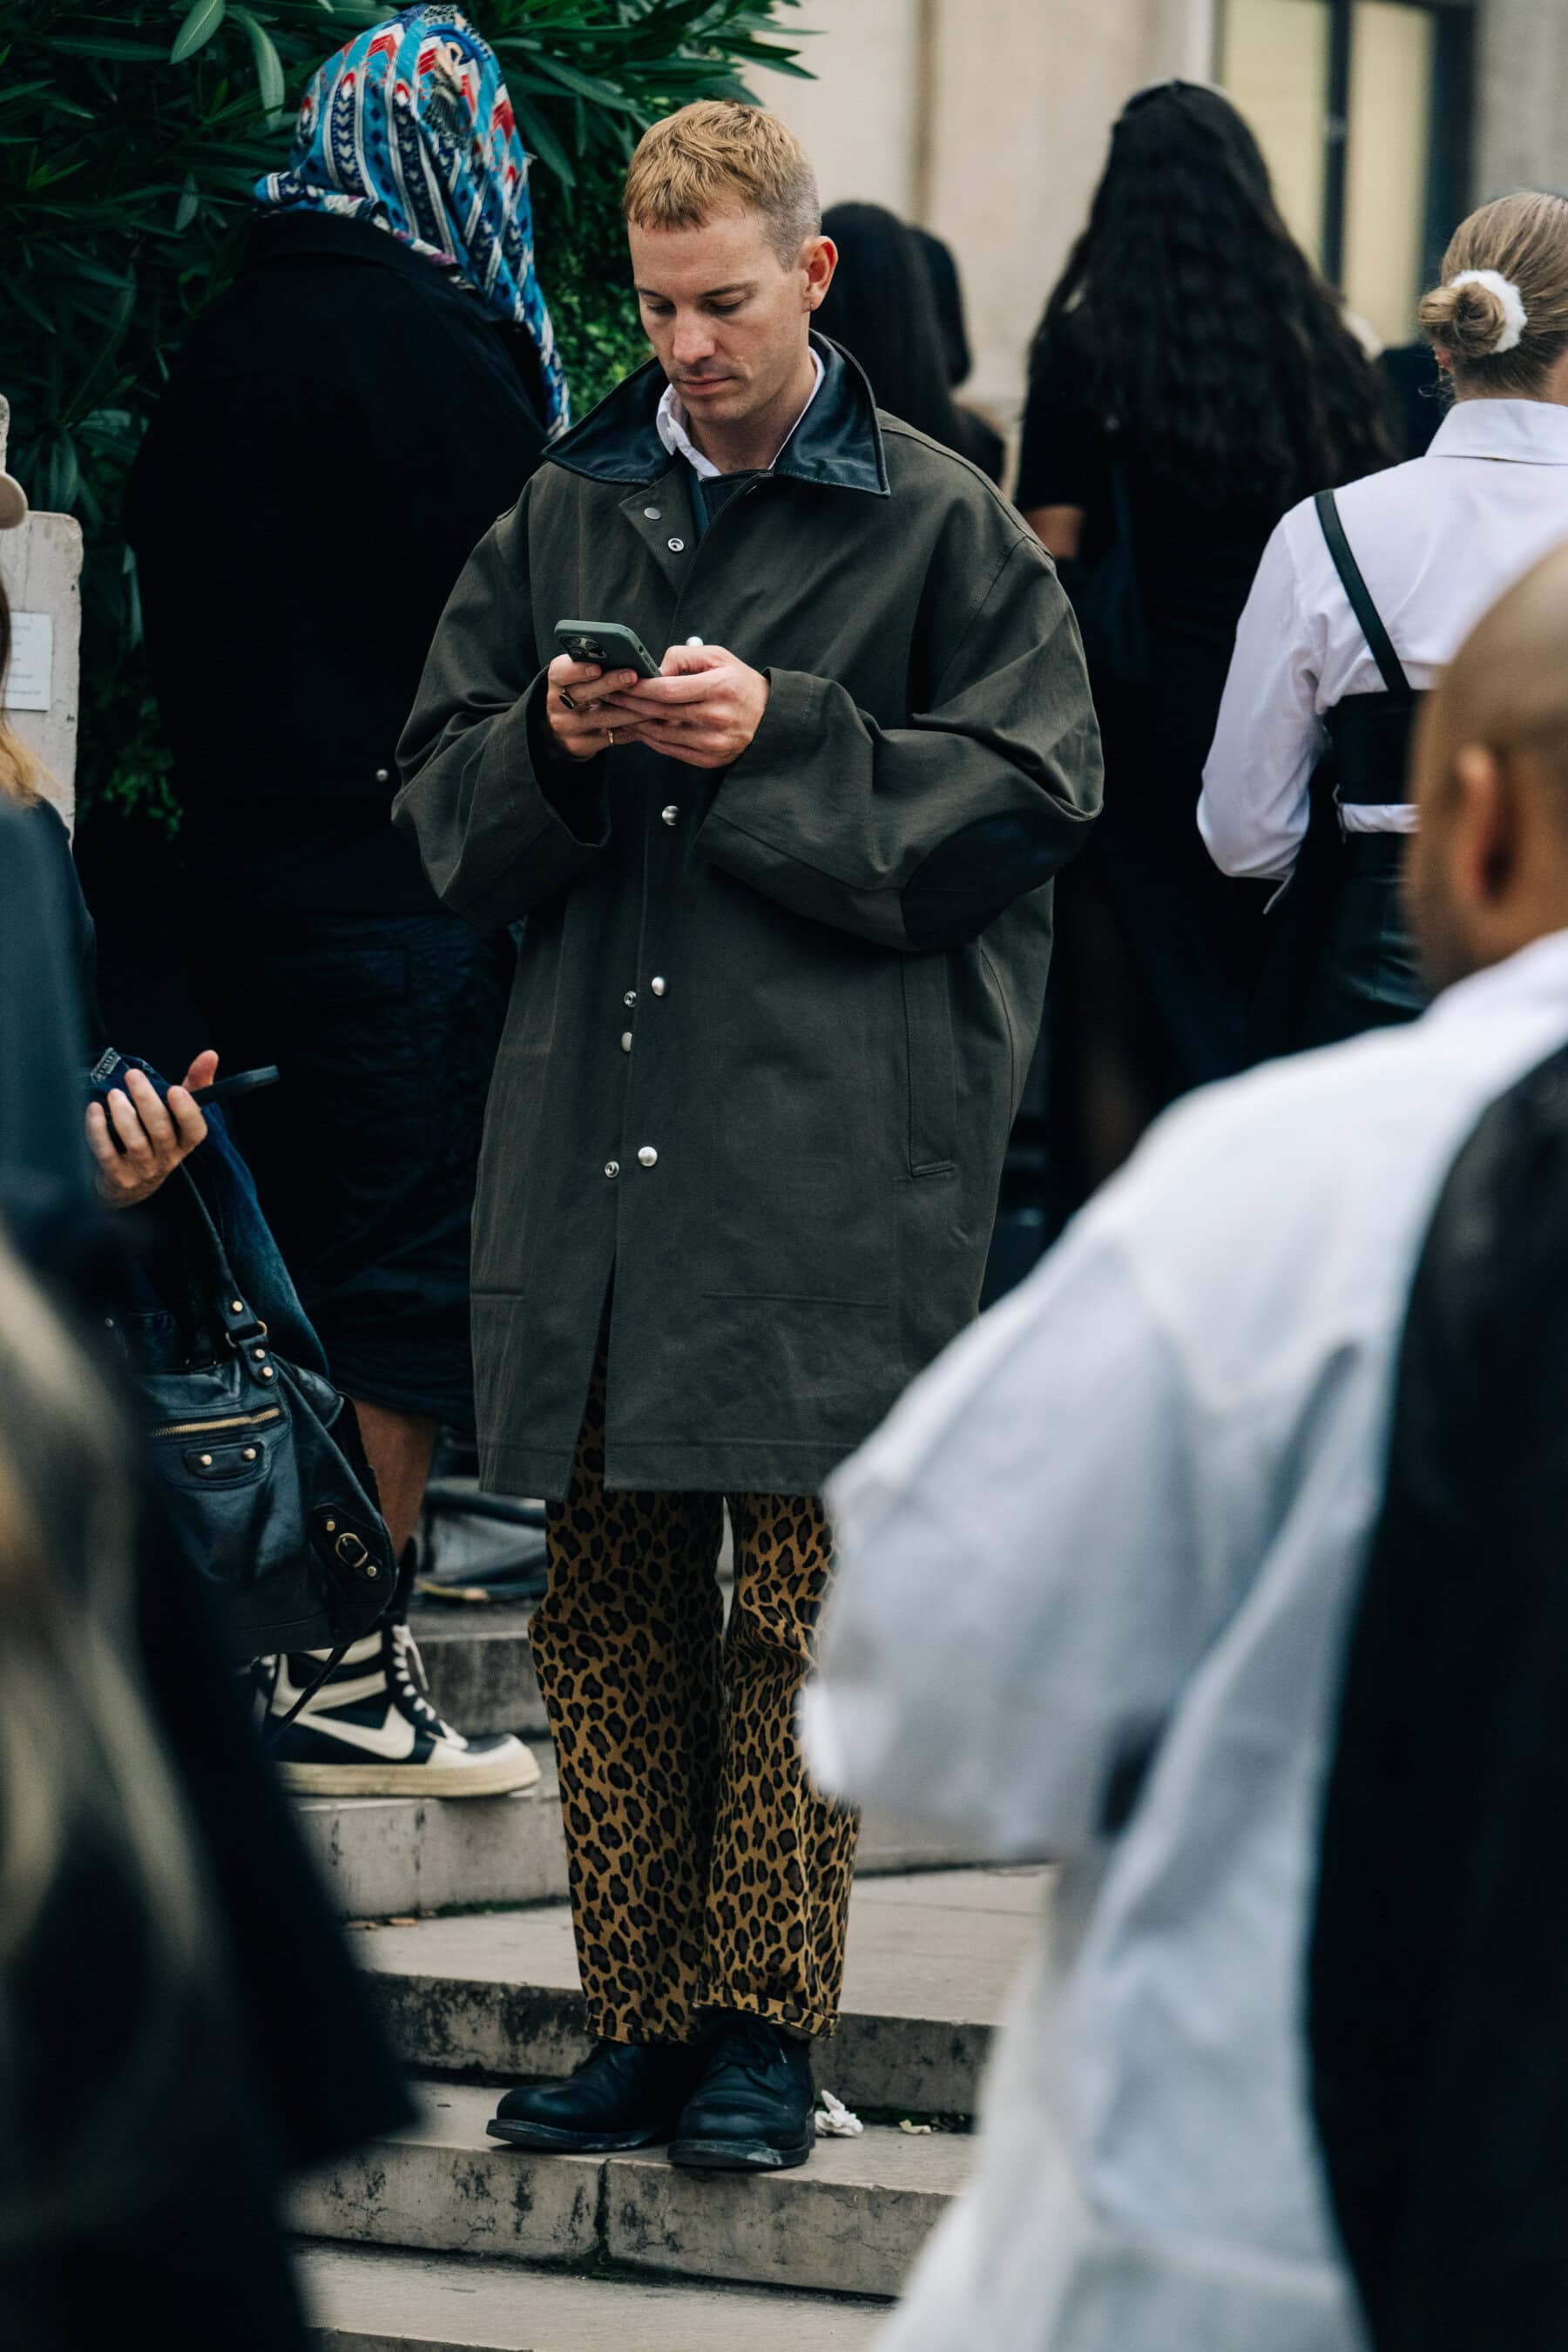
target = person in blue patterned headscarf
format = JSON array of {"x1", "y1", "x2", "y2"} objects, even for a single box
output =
[{"x1": 255, "y1": 1, "x2": 570, "y2": 436}]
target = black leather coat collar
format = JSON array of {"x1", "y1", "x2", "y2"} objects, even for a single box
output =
[{"x1": 545, "y1": 334, "x2": 889, "y2": 497}]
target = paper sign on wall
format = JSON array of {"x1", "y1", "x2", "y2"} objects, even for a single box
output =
[{"x1": 3, "y1": 612, "x2": 53, "y2": 712}]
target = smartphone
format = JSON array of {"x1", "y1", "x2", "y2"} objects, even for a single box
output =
[
  {"x1": 555, "y1": 618, "x2": 662, "y2": 679},
  {"x1": 191, "y1": 1065, "x2": 281, "y2": 1109}
]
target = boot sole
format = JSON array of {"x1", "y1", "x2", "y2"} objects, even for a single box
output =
[
  {"x1": 668, "y1": 2132, "x2": 814, "y2": 2173},
  {"x1": 280, "y1": 1754, "x2": 541, "y2": 1799},
  {"x1": 487, "y1": 2117, "x2": 677, "y2": 2155}
]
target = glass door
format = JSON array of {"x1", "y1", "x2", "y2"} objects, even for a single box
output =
[{"x1": 1219, "y1": 0, "x2": 1473, "y2": 346}]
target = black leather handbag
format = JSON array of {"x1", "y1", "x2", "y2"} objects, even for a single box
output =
[{"x1": 132, "y1": 1167, "x2": 395, "y2": 1663}]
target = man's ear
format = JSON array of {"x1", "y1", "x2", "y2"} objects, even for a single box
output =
[
  {"x1": 1452, "y1": 740, "x2": 1517, "y2": 903},
  {"x1": 802, "y1": 234, "x2": 837, "y2": 310}
]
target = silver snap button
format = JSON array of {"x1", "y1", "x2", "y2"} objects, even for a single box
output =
[
  {"x1": 624, "y1": 990, "x2": 637, "y2": 1007},
  {"x1": 644, "y1": 505, "x2": 661, "y2": 519},
  {"x1": 651, "y1": 976, "x2": 667, "y2": 997},
  {"x1": 661, "y1": 805, "x2": 679, "y2": 827},
  {"x1": 621, "y1": 1031, "x2": 633, "y2": 1052},
  {"x1": 605, "y1": 1159, "x2": 620, "y2": 1179},
  {"x1": 667, "y1": 536, "x2": 686, "y2": 552},
  {"x1": 686, "y1": 635, "x2": 705, "y2": 648},
  {"x1": 638, "y1": 1145, "x2": 658, "y2": 1168},
  {"x1": 375, "y1": 767, "x2": 389, "y2": 783}
]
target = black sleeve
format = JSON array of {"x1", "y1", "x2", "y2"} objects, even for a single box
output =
[{"x1": 1015, "y1": 325, "x2": 1101, "y2": 513}]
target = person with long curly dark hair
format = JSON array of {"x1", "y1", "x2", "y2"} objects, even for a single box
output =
[{"x1": 1019, "y1": 80, "x2": 1395, "y2": 1200}]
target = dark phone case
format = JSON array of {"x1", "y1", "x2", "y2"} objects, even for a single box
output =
[
  {"x1": 555, "y1": 620, "x2": 660, "y2": 679},
  {"x1": 192, "y1": 1066, "x2": 281, "y2": 1109}
]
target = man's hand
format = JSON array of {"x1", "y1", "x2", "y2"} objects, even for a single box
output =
[
  {"x1": 87, "y1": 1051, "x2": 218, "y2": 1209},
  {"x1": 544, "y1": 653, "x2": 643, "y2": 762},
  {"x1": 600, "y1": 644, "x2": 770, "y2": 771}
]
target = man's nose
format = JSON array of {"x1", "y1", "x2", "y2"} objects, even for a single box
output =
[{"x1": 670, "y1": 313, "x2": 716, "y2": 368}]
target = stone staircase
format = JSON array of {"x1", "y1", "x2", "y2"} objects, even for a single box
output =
[
  {"x1": 291, "y1": 1604, "x2": 1048, "y2": 2347},
  {"x1": 295, "y1": 1608, "x2": 985, "y2": 1918}
]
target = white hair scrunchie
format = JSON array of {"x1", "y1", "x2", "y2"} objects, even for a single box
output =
[{"x1": 1450, "y1": 267, "x2": 1529, "y2": 354}]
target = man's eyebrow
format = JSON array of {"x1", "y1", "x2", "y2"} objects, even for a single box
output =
[{"x1": 634, "y1": 280, "x2": 756, "y2": 301}]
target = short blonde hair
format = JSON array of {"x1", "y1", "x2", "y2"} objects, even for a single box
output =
[
  {"x1": 623, "y1": 101, "x2": 820, "y2": 268},
  {"x1": 1419, "y1": 192, "x2": 1568, "y2": 394}
]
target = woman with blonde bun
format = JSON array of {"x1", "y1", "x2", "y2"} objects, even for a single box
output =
[{"x1": 1200, "y1": 190, "x2": 1568, "y2": 1048}]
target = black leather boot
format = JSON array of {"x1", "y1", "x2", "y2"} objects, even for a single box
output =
[
  {"x1": 669, "y1": 2012, "x2": 816, "y2": 2172},
  {"x1": 488, "y1": 2038, "x2": 701, "y2": 2153}
]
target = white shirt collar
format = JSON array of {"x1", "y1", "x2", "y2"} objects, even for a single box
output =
[
  {"x1": 656, "y1": 347, "x2": 825, "y2": 482},
  {"x1": 1426, "y1": 396, "x2": 1568, "y2": 466}
]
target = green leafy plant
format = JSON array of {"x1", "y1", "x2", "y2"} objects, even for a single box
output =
[{"x1": 0, "y1": 0, "x2": 808, "y2": 821}]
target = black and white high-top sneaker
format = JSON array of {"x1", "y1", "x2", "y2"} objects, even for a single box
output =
[{"x1": 259, "y1": 1618, "x2": 540, "y2": 1798}]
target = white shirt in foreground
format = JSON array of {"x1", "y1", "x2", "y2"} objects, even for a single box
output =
[
  {"x1": 806, "y1": 928, "x2": 1568, "y2": 2352},
  {"x1": 1199, "y1": 397, "x2": 1568, "y2": 881}
]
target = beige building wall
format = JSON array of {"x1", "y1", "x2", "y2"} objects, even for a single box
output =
[
  {"x1": 768, "y1": 0, "x2": 1214, "y2": 415},
  {"x1": 1475, "y1": 0, "x2": 1568, "y2": 203},
  {"x1": 770, "y1": 0, "x2": 1568, "y2": 418}
]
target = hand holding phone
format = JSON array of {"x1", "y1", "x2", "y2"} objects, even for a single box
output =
[
  {"x1": 545, "y1": 618, "x2": 655, "y2": 763},
  {"x1": 85, "y1": 1051, "x2": 226, "y2": 1210},
  {"x1": 597, "y1": 640, "x2": 772, "y2": 773}
]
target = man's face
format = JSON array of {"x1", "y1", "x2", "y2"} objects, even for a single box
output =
[{"x1": 629, "y1": 208, "x2": 828, "y2": 430}]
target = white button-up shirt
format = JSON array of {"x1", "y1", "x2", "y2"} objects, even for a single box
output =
[
  {"x1": 654, "y1": 347, "x2": 824, "y2": 481},
  {"x1": 1199, "y1": 398, "x2": 1568, "y2": 881},
  {"x1": 806, "y1": 928, "x2": 1568, "y2": 2352}
]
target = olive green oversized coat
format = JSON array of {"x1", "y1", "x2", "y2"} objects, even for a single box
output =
[{"x1": 395, "y1": 339, "x2": 1100, "y2": 1498}]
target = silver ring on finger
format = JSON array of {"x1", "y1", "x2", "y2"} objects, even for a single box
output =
[{"x1": 559, "y1": 688, "x2": 577, "y2": 712}]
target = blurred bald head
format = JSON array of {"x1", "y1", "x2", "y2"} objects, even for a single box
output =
[{"x1": 1407, "y1": 539, "x2": 1568, "y2": 991}]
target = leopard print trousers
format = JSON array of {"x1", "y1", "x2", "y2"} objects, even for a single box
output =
[{"x1": 531, "y1": 1356, "x2": 859, "y2": 2044}]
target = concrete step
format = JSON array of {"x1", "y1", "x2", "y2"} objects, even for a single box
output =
[
  {"x1": 299, "y1": 2243, "x2": 886, "y2": 2349},
  {"x1": 294, "y1": 2081, "x2": 968, "y2": 2301},
  {"x1": 359, "y1": 1868, "x2": 1046, "y2": 2116},
  {"x1": 297, "y1": 1747, "x2": 994, "y2": 1920},
  {"x1": 296, "y1": 1772, "x2": 567, "y2": 1921}
]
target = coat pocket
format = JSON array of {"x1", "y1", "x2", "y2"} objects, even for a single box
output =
[{"x1": 902, "y1": 952, "x2": 958, "y2": 1176}]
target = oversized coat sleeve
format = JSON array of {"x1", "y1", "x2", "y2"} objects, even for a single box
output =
[
  {"x1": 700, "y1": 532, "x2": 1102, "y2": 953},
  {"x1": 393, "y1": 486, "x2": 609, "y2": 932}
]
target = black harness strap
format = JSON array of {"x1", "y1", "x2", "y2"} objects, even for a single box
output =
[{"x1": 1315, "y1": 488, "x2": 1411, "y2": 697}]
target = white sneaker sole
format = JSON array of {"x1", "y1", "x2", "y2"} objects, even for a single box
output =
[{"x1": 281, "y1": 1747, "x2": 542, "y2": 1799}]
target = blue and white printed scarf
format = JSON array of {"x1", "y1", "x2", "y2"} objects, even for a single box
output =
[{"x1": 255, "y1": 3, "x2": 570, "y2": 436}]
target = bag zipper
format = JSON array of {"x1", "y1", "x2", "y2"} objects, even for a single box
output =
[{"x1": 149, "y1": 1405, "x2": 283, "y2": 1440}]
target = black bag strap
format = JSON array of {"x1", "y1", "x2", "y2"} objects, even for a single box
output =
[
  {"x1": 1315, "y1": 488, "x2": 1411, "y2": 699},
  {"x1": 261, "y1": 1635, "x2": 356, "y2": 1747},
  {"x1": 171, "y1": 1163, "x2": 274, "y2": 1358}
]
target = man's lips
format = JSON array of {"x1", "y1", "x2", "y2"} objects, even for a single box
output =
[{"x1": 677, "y1": 377, "x2": 734, "y2": 397}]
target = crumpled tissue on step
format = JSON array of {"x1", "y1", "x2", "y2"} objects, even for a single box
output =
[{"x1": 814, "y1": 2087, "x2": 864, "y2": 2136}]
